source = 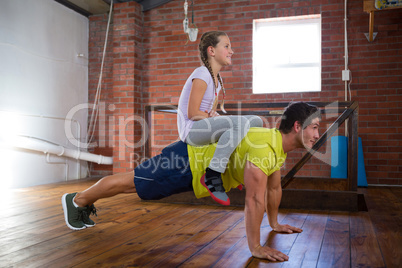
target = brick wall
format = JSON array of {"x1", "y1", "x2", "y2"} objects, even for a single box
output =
[
  {"x1": 89, "y1": 0, "x2": 402, "y2": 185},
  {"x1": 88, "y1": 2, "x2": 144, "y2": 175},
  {"x1": 111, "y1": 2, "x2": 144, "y2": 173}
]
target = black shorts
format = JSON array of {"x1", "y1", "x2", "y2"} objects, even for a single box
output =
[{"x1": 134, "y1": 141, "x2": 193, "y2": 200}]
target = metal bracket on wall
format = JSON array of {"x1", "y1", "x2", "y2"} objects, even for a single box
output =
[{"x1": 364, "y1": 32, "x2": 378, "y2": 42}]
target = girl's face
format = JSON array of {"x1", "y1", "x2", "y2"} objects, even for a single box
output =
[{"x1": 209, "y1": 35, "x2": 234, "y2": 66}]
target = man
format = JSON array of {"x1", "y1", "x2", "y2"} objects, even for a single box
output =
[{"x1": 62, "y1": 101, "x2": 321, "y2": 262}]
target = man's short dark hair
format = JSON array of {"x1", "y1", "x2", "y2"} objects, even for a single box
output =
[{"x1": 278, "y1": 102, "x2": 321, "y2": 134}]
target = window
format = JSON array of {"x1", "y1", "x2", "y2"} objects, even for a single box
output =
[{"x1": 253, "y1": 15, "x2": 321, "y2": 94}]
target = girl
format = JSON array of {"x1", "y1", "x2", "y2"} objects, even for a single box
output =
[{"x1": 177, "y1": 31, "x2": 263, "y2": 206}]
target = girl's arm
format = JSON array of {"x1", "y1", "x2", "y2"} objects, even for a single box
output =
[{"x1": 187, "y1": 78, "x2": 210, "y2": 121}]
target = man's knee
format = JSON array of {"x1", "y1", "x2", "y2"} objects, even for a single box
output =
[{"x1": 119, "y1": 171, "x2": 135, "y2": 189}]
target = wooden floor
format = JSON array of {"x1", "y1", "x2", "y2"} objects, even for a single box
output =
[{"x1": 0, "y1": 179, "x2": 401, "y2": 268}]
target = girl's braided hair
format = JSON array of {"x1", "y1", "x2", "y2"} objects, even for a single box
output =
[{"x1": 198, "y1": 31, "x2": 227, "y2": 111}]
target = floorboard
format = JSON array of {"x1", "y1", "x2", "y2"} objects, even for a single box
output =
[
  {"x1": 316, "y1": 212, "x2": 350, "y2": 268},
  {"x1": 0, "y1": 180, "x2": 400, "y2": 268},
  {"x1": 281, "y1": 212, "x2": 328, "y2": 267},
  {"x1": 363, "y1": 187, "x2": 402, "y2": 268},
  {"x1": 350, "y1": 212, "x2": 385, "y2": 268}
]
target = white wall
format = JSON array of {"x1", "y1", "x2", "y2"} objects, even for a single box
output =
[{"x1": 0, "y1": 0, "x2": 89, "y2": 188}]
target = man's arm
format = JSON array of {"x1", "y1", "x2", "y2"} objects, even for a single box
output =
[
  {"x1": 243, "y1": 161, "x2": 289, "y2": 261},
  {"x1": 265, "y1": 170, "x2": 281, "y2": 229},
  {"x1": 266, "y1": 170, "x2": 303, "y2": 233}
]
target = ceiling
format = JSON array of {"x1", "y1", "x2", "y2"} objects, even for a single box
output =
[{"x1": 55, "y1": 0, "x2": 174, "y2": 16}]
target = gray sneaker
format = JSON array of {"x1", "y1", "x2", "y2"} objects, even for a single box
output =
[
  {"x1": 82, "y1": 204, "x2": 97, "y2": 227},
  {"x1": 61, "y1": 193, "x2": 87, "y2": 230},
  {"x1": 201, "y1": 168, "x2": 230, "y2": 206}
]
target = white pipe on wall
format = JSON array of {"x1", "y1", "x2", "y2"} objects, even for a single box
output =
[
  {"x1": 0, "y1": 110, "x2": 84, "y2": 178},
  {"x1": 3, "y1": 135, "x2": 113, "y2": 165}
]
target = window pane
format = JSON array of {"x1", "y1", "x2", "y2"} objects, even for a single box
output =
[{"x1": 253, "y1": 15, "x2": 321, "y2": 94}]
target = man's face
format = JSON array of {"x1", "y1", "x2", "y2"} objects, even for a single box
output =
[{"x1": 300, "y1": 117, "x2": 320, "y2": 149}]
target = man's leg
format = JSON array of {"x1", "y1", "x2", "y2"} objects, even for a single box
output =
[
  {"x1": 62, "y1": 171, "x2": 136, "y2": 230},
  {"x1": 74, "y1": 171, "x2": 136, "y2": 207}
]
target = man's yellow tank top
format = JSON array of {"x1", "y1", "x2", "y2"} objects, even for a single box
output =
[{"x1": 188, "y1": 128, "x2": 287, "y2": 199}]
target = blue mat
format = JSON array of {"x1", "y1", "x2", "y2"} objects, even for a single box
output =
[{"x1": 330, "y1": 136, "x2": 368, "y2": 187}]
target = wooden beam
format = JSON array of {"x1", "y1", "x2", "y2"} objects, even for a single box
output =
[
  {"x1": 348, "y1": 105, "x2": 359, "y2": 191},
  {"x1": 280, "y1": 189, "x2": 359, "y2": 211},
  {"x1": 363, "y1": 0, "x2": 377, "y2": 13},
  {"x1": 147, "y1": 186, "x2": 362, "y2": 211},
  {"x1": 144, "y1": 105, "x2": 152, "y2": 158},
  {"x1": 369, "y1": 11, "x2": 375, "y2": 42},
  {"x1": 53, "y1": 0, "x2": 92, "y2": 17},
  {"x1": 148, "y1": 102, "x2": 352, "y2": 111}
]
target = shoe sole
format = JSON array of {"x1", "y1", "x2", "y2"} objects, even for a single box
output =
[
  {"x1": 61, "y1": 193, "x2": 86, "y2": 231},
  {"x1": 200, "y1": 174, "x2": 230, "y2": 206}
]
